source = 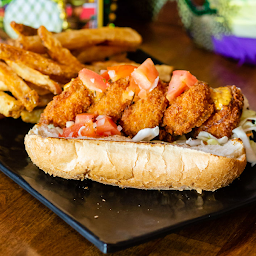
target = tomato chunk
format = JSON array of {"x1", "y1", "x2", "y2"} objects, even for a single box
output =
[
  {"x1": 75, "y1": 113, "x2": 96, "y2": 125},
  {"x1": 101, "y1": 70, "x2": 110, "y2": 82},
  {"x1": 131, "y1": 58, "x2": 159, "y2": 92},
  {"x1": 107, "y1": 65, "x2": 137, "y2": 82},
  {"x1": 60, "y1": 121, "x2": 97, "y2": 138},
  {"x1": 60, "y1": 123, "x2": 83, "y2": 138},
  {"x1": 80, "y1": 120, "x2": 98, "y2": 137},
  {"x1": 79, "y1": 68, "x2": 108, "y2": 92},
  {"x1": 96, "y1": 116, "x2": 121, "y2": 136},
  {"x1": 166, "y1": 70, "x2": 198, "y2": 102},
  {"x1": 59, "y1": 114, "x2": 121, "y2": 138},
  {"x1": 127, "y1": 76, "x2": 140, "y2": 94}
]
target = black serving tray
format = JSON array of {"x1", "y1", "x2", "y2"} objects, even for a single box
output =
[{"x1": 1, "y1": 51, "x2": 256, "y2": 254}]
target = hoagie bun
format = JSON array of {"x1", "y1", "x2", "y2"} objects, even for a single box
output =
[
  {"x1": 24, "y1": 59, "x2": 256, "y2": 193},
  {"x1": 25, "y1": 124, "x2": 246, "y2": 193}
]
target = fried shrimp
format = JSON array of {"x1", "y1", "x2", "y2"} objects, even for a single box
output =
[
  {"x1": 194, "y1": 85, "x2": 244, "y2": 138},
  {"x1": 120, "y1": 81, "x2": 168, "y2": 137},
  {"x1": 87, "y1": 77, "x2": 133, "y2": 121},
  {"x1": 39, "y1": 78, "x2": 92, "y2": 128},
  {"x1": 162, "y1": 81, "x2": 214, "y2": 136}
]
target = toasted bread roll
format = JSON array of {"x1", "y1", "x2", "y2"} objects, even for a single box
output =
[{"x1": 25, "y1": 125, "x2": 246, "y2": 193}]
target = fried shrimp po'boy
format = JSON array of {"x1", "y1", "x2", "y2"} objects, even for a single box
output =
[{"x1": 25, "y1": 58, "x2": 256, "y2": 193}]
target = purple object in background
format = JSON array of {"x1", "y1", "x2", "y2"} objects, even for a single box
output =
[{"x1": 212, "y1": 35, "x2": 256, "y2": 65}]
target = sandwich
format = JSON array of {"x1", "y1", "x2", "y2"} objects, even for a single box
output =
[{"x1": 24, "y1": 58, "x2": 256, "y2": 193}]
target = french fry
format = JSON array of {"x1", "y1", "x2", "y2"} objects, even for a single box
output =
[
  {"x1": 10, "y1": 21, "x2": 38, "y2": 37},
  {"x1": 0, "y1": 91, "x2": 23, "y2": 118},
  {"x1": 0, "y1": 44, "x2": 79, "y2": 81},
  {"x1": 73, "y1": 45, "x2": 136, "y2": 63},
  {"x1": 155, "y1": 64, "x2": 174, "y2": 82},
  {"x1": 91, "y1": 60, "x2": 139, "y2": 70},
  {"x1": 0, "y1": 61, "x2": 39, "y2": 111},
  {"x1": 14, "y1": 27, "x2": 142, "y2": 53},
  {"x1": 0, "y1": 80, "x2": 9, "y2": 91},
  {"x1": 27, "y1": 82, "x2": 55, "y2": 96},
  {"x1": 108, "y1": 52, "x2": 131, "y2": 62},
  {"x1": 21, "y1": 108, "x2": 44, "y2": 123},
  {"x1": 37, "y1": 93, "x2": 55, "y2": 107},
  {"x1": 0, "y1": 23, "x2": 145, "y2": 124},
  {"x1": 38, "y1": 25, "x2": 85, "y2": 70},
  {"x1": 6, "y1": 60, "x2": 62, "y2": 94}
]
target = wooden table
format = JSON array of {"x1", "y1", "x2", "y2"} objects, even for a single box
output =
[{"x1": 2, "y1": 9, "x2": 256, "y2": 256}]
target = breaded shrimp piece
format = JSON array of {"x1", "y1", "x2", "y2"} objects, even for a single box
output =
[
  {"x1": 158, "y1": 128, "x2": 175, "y2": 143},
  {"x1": 39, "y1": 78, "x2": 92, "y2": 128},
  {"x1": 162, "y1": 81, "x2": 214, "y2": 136},
  {"x1": 120, "y1": 81, "x2": 168, "y2": 137},
  {"x1": 87, "y1": 77, "x2": 133, "y2": 122},
  {"x1": 194, "y1": 85, "x2": 244, "y2": 138}
]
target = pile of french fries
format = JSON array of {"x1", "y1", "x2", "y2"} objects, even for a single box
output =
[{"x1": 0, "y1": 21, "x2": 173, "y2": 123}]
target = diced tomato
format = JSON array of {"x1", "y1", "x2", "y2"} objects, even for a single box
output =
[
  {"x1": 59, "y1": 114, "x2": 121, "y2": 138},
  {"x1": 101, "y1": 70, "x2": 110, "y2": 82},
  {"x1": 107, "y1": 65, "x2": 137, "y2": 82},
  {"x1": 127, "y1": 76, "x2": 140, "y2": 94},
  {"x1": 75, "y1": 113, "x2": 96, "y2": 125},
  {"x1": 131, "y1": 58, "x2": 159, "y2": 92},
  {"x1": 79, "y1": 68, "x2": 108, "y2": 92},
  {"x1": 166, "y1": 70, "x2": 198, "y2": 102},
  {"x1": 96, "y1": 116, "x2": 121, "y2": 136},
  {"x1": 60, "y1": 121, "x2": 97, "y2": 138},
  {"x1": 79, "y1": 120, "x2": 98, "y2": 137},
  {"x1": 138, "y1": 89, "x2": 147, "y2": 99},
  {"x1": 60, "y1": 123, "x2": 83, "y2": 138}
]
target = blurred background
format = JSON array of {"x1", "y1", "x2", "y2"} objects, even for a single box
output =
[
  {"x1": 0, "y1": 0, "x2": 255, "y2": 65},
  {"x1": 0, "y1": 0, "x2": 180, "y2": 39}
]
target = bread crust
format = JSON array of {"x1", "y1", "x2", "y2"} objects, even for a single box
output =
[{"x1": 24, "y1": 129, "x2": 247, "y2": 193}]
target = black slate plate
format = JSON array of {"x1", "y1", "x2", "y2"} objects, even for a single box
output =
[{"x1": 1, "y1": 50, "x2": 256, "y2": 254}]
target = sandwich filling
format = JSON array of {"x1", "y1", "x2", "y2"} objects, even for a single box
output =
[{"x1": 35, "y1": 58, "x2": 256, "y2": 165}]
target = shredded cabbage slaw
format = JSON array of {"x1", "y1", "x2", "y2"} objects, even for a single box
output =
[{"x1": 191, "y1": 95, "x2": 256, "y2": 166}]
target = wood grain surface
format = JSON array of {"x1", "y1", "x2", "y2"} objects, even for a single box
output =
[{"x1": 1, "y1": 2, "x2": 256, "y2": 255}]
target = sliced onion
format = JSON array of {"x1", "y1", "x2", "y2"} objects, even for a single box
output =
[
  {"x1": 96, "y1": 115, "x2": 105, "y2": 121},
  {"x1": 56, "y1": 127, "x2": 63, "y2": 135},
  {"x1": 97, "y1": 117, "x2": 105, "y2": 126},
  {"x1": 108, "y1": 70, "x2": 116, "y2": 79},
  {"x1": 128, "y1": 90, "x2": 135, "y2": 97},
  {"x1": 100, "y1": 69, "x2": 107, "y2": 75},
  {"x1": 66, "y1": 121, "x2": 75, "y2": 128}
]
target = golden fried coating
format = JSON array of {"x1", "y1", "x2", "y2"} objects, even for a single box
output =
[
  {"x1": 87, "y1": 77, "x2": 132, "y2": 121},
  {"x1": 158, "y1": 128, "x2": 175, "y2": 143},
  {"x1": 39, "y1": 78, "x2": 92, "y2": 128},
  {"x1": 162, "y1": 81, "x2": 214, "y2": 136},
  {"x1": 120, "y1": 81, "x2": 168, "y2": 137},
  {"x1": 194, "y1": 85, "x2": 244, "y2": 138}
]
